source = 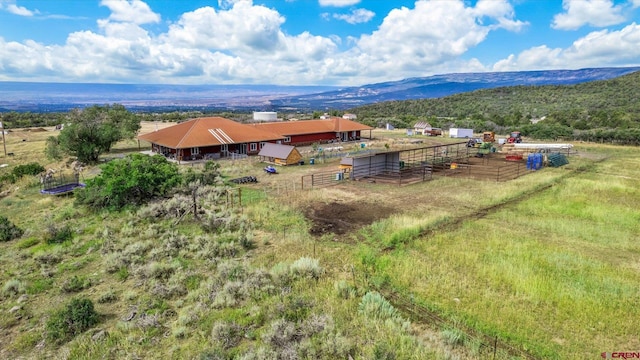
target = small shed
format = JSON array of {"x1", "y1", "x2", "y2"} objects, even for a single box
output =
[
  {"x1": 258, "y1": 143, "x2": 302, "y2": 166},
  {"x1": 339, "y1": 157, "x2": 353, "y2": 172},
  {"x1": 413, "y1": 121, "x2": 432, "y2": 135}
]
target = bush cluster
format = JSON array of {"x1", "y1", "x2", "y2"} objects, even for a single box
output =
[
  {"x1": 60, "y1": 275, "x2": 92, "y2": 293},
  {"x1": 0, "y1": 216, "x2": 24, "y2": 242},
  {"x1": 45, "y1": 298, "x2": 99, "y2": 344},
  {"x1": 45, "y1": 224, "x2": 74, "y2": 244},
  {"x1": 2, "y1": 278, "x2": 26, "y2": 297},
  {"x1": 75, "y1": 153, "x2": 181, "y2": 210},
  {"x1": 0, "y1": 162, "x2": 45, "y2": 184},
  {"x1": 256, "y1": 314, "x2": 352, "y2": 359}
]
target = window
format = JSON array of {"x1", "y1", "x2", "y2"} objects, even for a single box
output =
[
  {"x1": 191, "y1": 147, "x2": 200, "y2": 155},
  {"x1": 250, "y1": 143, "x2": 257, "y2": 151},
  {"x1": 260, "y1": 142, "x2": 266, "y2": 149},
  {"x1": 284, "y1": 136, "x2": 291, "y2": 143}
]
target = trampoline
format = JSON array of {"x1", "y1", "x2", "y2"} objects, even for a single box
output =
[{"x1": 40, "y1": 183, "x2": 85, "y2": 195}]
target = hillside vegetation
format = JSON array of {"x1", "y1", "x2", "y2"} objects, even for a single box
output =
[
  {"x1": 352, "y1": 71, "x2": 640, "y2": 144},
  {"x1": 1, "y1": 126, "x2": 639, "y2": 359}
]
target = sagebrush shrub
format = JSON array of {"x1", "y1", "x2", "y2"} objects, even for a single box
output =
[
  {"x1": 279, "y1": 296, "x2": 312, "y2": 323},
  {"x1": 441, "y1": 328, "x2": 466, "y2": 346},
  {"x1": 211, "y1": 321, "x2": 244, "y2": 349},
  {"x1": 216, "y1": 261, "x2": 247, "y2": 282},
  {"x1": 138, "y1": 261, "x2": 175, "y2": 280},
  {"x1": 45, "y1": 224, "x2": 73, "y2": 244},
  {"x1": 290, "y1": 257, "x2": 323, "y2": 280},
  {"x1": 34, "y1": 251, "x2": 62, "y2": 265},
  {"x1": 358, "y1": 291, "x2": 408, "y2": 330},
  {"x1": 2, "y1": 278, "x2": 26, "y2": 297},
  {"x1": 270, "y1": 262, "x2": 294, "y2": 286},
  {"x1": 97, "y1": 291, "x2": 118, "y2": 303},
  {"x1": 334, "y1": 280, "x2": 357, "y2": 299},
  {"x1": 243, "y1": 269, "x2": 275, "y2": 299},
  {"x1": 262, "y1": 318, "x2": 297, "y2": 348},
  {"x1": 61, "y1": 275, "x2": 91, "y2": 293},
  {"x1": 212, "y1": 281, "x2": 246, "y2": 308},
  {"x1": 298, "y1": 327, "x2": 352, "y2": 360}
]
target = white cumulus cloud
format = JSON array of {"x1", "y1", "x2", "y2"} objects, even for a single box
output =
[
  {"x1": 319, "y1": 0, "x2": 360, "y2": 7},
  {"x1": 100, "y1": 0, "x2": 160, "y2": 25},
  {"x1": 0, "y1": 0, "x2": 36, "y2": 16},
  {"x1": 347, "y1": 0, "x2": 526, "y2": 83},
  {"x1": 163, "y1": 3, "x2": 287, "y2": 53},
  {"x1": 333, "y1": 8, "x2": 375, "y2": 24},
  {"x1": 0, "y1": 0, "x2": 530, "y2": 85},
  {"x1": 218, "y1": 0, "x2": 250, "y2": 10},
  {"x1": 493, "y1": 22, "x2": 640, "y2": 71},
  {"x1": 552, "y1": 0, "x2": 626, "y2": 30}
]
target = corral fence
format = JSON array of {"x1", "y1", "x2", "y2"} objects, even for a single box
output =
[
  {"x1": 440, "y1": 160, "x2": 528, "y2": 182},
  {"x1": 381, "y1": 288, "x2": 540, "y2": 360},
  {"x1": 351, "y1": 161, "x2": 433, "y2": 186},
  {"x1": 301, "y1": 169, "x2": 351, "y2": 189},
  {"x1": 230, "y1": 170, "x2": 355, "y2": 207}
]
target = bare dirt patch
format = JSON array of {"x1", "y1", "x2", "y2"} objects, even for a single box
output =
[{"x1": 304, "y1": 201, "x2": 394, "y2": 236}]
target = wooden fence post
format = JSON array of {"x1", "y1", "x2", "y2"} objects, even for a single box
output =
[{"x1": 493, "y1": 337, "x2": 497, "y2": 360}]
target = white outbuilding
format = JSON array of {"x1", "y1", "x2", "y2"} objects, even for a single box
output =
[{"x1": 253, "y1": 112, "x2": 278, "y2": 122}]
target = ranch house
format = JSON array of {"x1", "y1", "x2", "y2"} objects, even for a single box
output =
[
  {"x1": 137, "y1": 117, "x2": 372, "y2": 161},
  {"x1": 137, "y1": 117, "x2": 284, "y2": 161}
]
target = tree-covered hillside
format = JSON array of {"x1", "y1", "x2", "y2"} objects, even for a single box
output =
[{"x1": 351, "y1": 71, "x2": 640, "y2": 144}]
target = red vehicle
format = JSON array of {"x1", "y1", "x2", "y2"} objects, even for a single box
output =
[{"x1": 507, "y1": 131, "x2": 522, "y2": 143}]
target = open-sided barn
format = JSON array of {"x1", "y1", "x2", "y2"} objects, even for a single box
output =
[{"x1": 347, "y1": 142, "x2": 470, "y2": 185}]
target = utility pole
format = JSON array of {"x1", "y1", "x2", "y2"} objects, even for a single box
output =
[{"x1": 0, "y1": 117, "x2": 6, "y2": 157}]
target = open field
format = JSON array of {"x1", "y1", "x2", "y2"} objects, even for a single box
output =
[{"x1": 1, "y1": 127, "x2": 638, "y2": 359}]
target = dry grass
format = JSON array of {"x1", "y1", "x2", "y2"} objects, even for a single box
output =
[{"x1": 1, "y1": 124, "x2": 636, "y2": 359}]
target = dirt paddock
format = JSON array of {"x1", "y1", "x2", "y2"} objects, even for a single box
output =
[
  {"x1": 300, "y1": 153, "x2": 532, "y2": 237},
  {"x1": 304, "y1": 201, "x2": 394, "y2": 236}
]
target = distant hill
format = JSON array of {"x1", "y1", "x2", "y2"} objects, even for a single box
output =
[
  {"x1": 0, "y1": 83, "x2": 338, "y2": 112},
  {"x1": 0, "y1": 67, "x2": 639, "y2": 112},
  {"x1": 349, "y1": 70, "x2": 640, "y2": 121},
  {"x1": 269, "y1": 67, "x2": 640, "y2": 110},
  {"x1": 346, "y1": 70, "x2": 640, "y2": 145}
]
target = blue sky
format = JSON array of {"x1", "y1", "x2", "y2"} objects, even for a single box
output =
[{"x1": 1, "y1": 0, "x2": 639, "y2": 85}]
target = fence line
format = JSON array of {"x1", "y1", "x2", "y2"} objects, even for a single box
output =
[{"x1": 380, "y1": 288, "x2": 540, "y2": 360}]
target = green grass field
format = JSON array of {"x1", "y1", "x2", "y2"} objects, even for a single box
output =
[{"x1": 0, "y1": 129, "x2": 638, "y2": 359}]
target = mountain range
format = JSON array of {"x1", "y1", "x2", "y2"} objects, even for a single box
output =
[{"x1": 1, "y1": 67, "x2": 639, "y2": 113}]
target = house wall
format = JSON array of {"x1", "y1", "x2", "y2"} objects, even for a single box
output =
[
  {"x1": 287, "y1": 131, "x2": 363, "y2": 146},
  {"x1": 288, "y1": 133, "x2": 336, "y2": 146},
  {"x1": 154, "y1": 141, "x2": 282, "y2": 160}
]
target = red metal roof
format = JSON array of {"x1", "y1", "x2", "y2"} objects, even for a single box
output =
[
  {"x1": 137, "y1": 117, "x2": 284, "y2": 149},
  {"x1": 137, "y1": 117, "x2": 372, "y2": 149},
  {"x1": 251, "y1": 117, "x2": 372, "y2": 135}
]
